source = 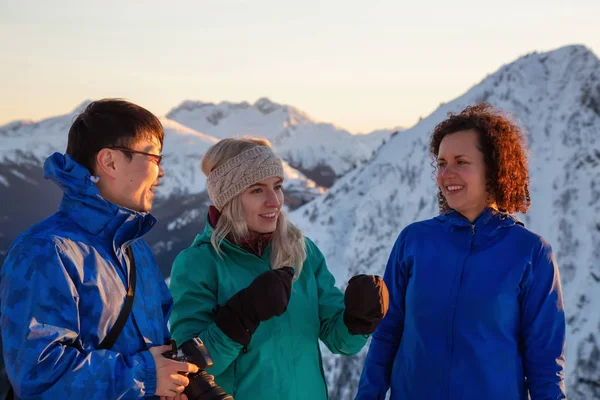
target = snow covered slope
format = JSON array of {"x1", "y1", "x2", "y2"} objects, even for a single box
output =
[
  {"x1": 166, "y1": 97, "x2": 395, "y2": 183},
  {"x1": 0, "y1": 106, "x2": 326, "y2": 276},
  {"x1": 291, "y1": 45, "x2": 600, "y2": 399},
  {"x1": 0, "y1": 110, "x2": 322, "y2": 200}
]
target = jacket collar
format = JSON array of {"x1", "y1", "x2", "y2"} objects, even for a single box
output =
[
  {"x1": 193, "y1": 209, "x2": 271, "y2": 260},
  {"x1": 206, "y1": 205, "x2": 272, "y2": 257},
  {"x1": 435, "y1": 207, "x2": 524, "y2": 235},
  {"x1": 44, "y1": 152, "x2": 157, "y2": 249}
]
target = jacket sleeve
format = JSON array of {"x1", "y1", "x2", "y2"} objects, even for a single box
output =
[
  {"x1": 356, "y1": 230, "x2": 409, "y2": 399},
  {"x1": 520, "y1": 241, "x2": 566, "y2": 399},
  {"x1": 306, "y1": 238, "x2": 368, "y2": 356},
  {"x1": 169, "y1": 246, "x2": 243, "y2": 376},
  {"x1": 155, "y1": 257, "x2": 174, "y2": 344},
  {"x1": 0, "y1": 238, "x2": 156, "y2": 400},
  {"x1": 159, "y1": 276, "x2": 174, "y2": 344}
]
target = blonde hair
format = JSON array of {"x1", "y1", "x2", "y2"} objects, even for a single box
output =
[{"x1": 201, "y1": 137, "x2": 306, "y2": 274}]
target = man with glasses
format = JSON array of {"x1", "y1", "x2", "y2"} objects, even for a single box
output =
[{"x1": 0, "y1": 99, "x2": 198, "y2": 399}]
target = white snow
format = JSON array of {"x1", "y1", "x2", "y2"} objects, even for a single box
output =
[
  {"x1": 166, "y1": 208, "x2": 202, "y2": 231},
  {"x1": 167, "y1": 97, "x2": 394, "y2": 176},
  {"x1": 0, "y1": 114, "x2": 326, "y2": 200},
  {"x1": 9, "y1": 169, "x2": 37, "y2": 186}
]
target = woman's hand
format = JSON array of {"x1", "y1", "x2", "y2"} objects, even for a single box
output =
[{"x1": 343, "y1": 274, "x2": 389, "y2": 335}]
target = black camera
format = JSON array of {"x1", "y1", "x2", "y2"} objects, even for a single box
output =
[{"x1": 162, "y1": 338, "x2": 233, "y2": 400}]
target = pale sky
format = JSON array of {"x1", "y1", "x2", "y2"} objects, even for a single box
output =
[{"x1": 1, "y1": 0, "x2": 598, "y2": 133}]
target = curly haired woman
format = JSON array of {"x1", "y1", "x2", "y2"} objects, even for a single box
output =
[{"x1": 356, "y1": 104, "x2": 566, "y2": 400}]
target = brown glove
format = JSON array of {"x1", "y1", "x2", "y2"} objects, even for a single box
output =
[{"x1": 343, "y1": 274, "x2": 389, "y2": 335}]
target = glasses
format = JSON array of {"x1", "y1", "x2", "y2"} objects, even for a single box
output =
[{"x1": 109, "y1": 146, "x2": 164, "y2": 166}]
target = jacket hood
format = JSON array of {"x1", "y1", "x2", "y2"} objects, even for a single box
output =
[{"x1": 44, "y1": 152, "x2": 157, "y2": 248}]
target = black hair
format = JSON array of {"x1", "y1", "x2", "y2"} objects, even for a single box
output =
[{"x1": 66, "y1": 99, "x2": 164, "y2": 174}]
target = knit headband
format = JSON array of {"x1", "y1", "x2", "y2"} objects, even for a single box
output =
[{"x1": 207, "y1": 145, "x2": 285, "y2": 210}]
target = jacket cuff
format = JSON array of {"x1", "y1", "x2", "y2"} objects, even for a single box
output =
[
  {"x1": 336, "y1": 312, "x2": 370, "y2": 353},
  {"x1": 214, "y1": 303, "x2": 258, "y2": 346},
  {"x1": 343, "y1": 309, "x2": 379, "y2": 335},
  {"x1": 138, "y1": 350, "x2": 157, "y2": 396}
]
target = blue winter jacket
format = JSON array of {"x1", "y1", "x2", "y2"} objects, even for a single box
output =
[
  {"x1": 356, "y1": 208, "x2": 566, "y2": 400},
  {"x1": 0, "y1": 153, "x2": 172, "y2": 399}
]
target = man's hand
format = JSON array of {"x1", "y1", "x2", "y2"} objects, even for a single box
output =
[
  {"x1": 161, "y1": 394, "x2": 188, "y2": 400},
  {"x1": 150, "y1": 345, "x2": 199, "y2": 397},
  {"x1": 160, "y1": 394, "x2": 188, "y2": 400}
]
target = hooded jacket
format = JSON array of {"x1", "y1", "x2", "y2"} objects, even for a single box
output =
[
  {"x1": 356, "y1": 208, "x2": 566, "y2": 400},
  {"x1": 0, "y1": 153, "x2": 171, "y2": 399},
  {"x1": 169, "y1": 220, "x2": 368, "y2": 400}
]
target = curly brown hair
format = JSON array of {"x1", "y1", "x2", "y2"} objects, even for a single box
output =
[{"x1": 429, "y1": 103, "x2": 531, "y2": 214}]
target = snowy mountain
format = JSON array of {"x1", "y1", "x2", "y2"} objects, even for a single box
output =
[
  {"x1": 158, "y1": 117, "x2": 324, "y2": 199},
  {"x1": 291, "y1": 45, "x2": 600, "y2": 399},
  {"x1": 0, "y1": 107, "x2": 325, "y2": 275},
  {"x1": 0, "y1": 110, "x2": 322, "y2": 200},
  {"x1": 0, "y1": 102, "x2": 88, "y2": 166},
  {"x1": 167, "y1": 98, "x2": 396, "y2": 187}
]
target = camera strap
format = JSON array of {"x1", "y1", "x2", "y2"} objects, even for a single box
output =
[{"x1": 98, "y1": 246, "x2": 137, "y2": 350}]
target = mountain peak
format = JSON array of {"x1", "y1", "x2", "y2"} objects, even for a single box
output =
[
  {"x1": 0, "y1": 99, "x2": 92, "y2": 135},
  {"x1": 250, "y1": 97, "x2": 315, "y2": 125},
  {"x1": 166, "y1": 97, "x2": 315, "y2": 129},
  {"x1": 253, "y1": 97, "x2": 281, "y2": 114},
  {"x1": 168, "y1": 99, "x2": 254, "y2": 114},
  {"x1": 540, "y1": 43, "x2": 594, "y2": 58},
  {"x1": 422, "y1": 44, "x2": 600, "y2": 134},
  {"x1": 487, "y1": 44, "x2": 599, "y2": 87}
]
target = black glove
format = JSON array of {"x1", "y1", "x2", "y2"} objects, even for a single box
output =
[
  {"x1": 343, "y1": 274, "x2": 389, "y2": 335},
  {"x1": 214, "y1": 266, "x2": 294, "y2": 346}
]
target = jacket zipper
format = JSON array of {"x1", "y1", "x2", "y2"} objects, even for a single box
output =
[
  {"x1": 233, "y1": 357, "x2": 238, "y2": 396},
  {"x1": 446, "y1": 224, "x2": 475, "y2": 399}
]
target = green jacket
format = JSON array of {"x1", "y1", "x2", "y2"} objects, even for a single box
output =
[{"x1": 169, "y1": 222, "x2": 368, "y2": 400}]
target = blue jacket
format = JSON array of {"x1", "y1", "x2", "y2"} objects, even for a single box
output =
[
  {"x1": 0, "y1": 153, "x2": 172, "y2": 399},
  {"x1": 356, "y1": 208, "x2": 566, "y2": 400}
]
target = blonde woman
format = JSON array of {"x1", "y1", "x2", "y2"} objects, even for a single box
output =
[{"x1": 169, "y1": 138, "x2": 389, "y2": 399}]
